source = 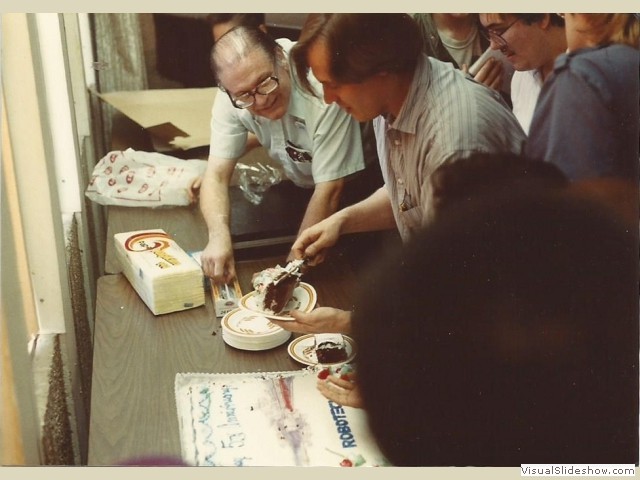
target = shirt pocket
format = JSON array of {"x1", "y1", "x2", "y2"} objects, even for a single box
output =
[
  {"x1": 398, "y1": 204, "x2": 425, "y2": 234},
  {"x1": 285, "y1": 140, "x2": 313, "y2": 164}
]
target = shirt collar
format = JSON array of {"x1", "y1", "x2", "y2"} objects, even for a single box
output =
[{"x1": 387, "y1": 54, "x2": 432, "y2": 135}]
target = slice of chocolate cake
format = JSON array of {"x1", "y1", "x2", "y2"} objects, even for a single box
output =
[
  {"x1": 251, "y1": 259, "x2": 304, "y2": 315},
  {"x1": 314, "y1": 333, "x2": 349, "y2": 364}
]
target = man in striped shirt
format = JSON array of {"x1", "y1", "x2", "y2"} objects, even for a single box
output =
[{"x1": 289, "y1": 14, "x2": 526, "y2": 263}]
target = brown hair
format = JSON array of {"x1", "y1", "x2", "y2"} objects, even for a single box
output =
[
  {"x1": 515, "y1": 13, "x2": 565, "y2": 27},
  {"x1": 292, "y1": 13, "x2": 422, "y2": 96},
  {"x1": 206, "y1": 13, "x2": 266, "y2": 29}
]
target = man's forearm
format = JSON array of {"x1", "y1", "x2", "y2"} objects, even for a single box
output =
[
  {"x1": 200, "y1": 161, "x2": 234, "y2": 240},
  {"x1": 334, "y1": 186, "x2": 396, "y2": 235},
  {"x1": 297, "y1": 180, "x2": 344, "y2": 234}
]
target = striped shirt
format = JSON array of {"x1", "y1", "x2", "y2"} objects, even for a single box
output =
[{"x1": 373, "y1": 54, "x2": 526, "y2": 243}]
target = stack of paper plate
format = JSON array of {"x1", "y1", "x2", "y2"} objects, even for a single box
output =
[{"x1": 221, "y1": 308, "x2": 291, "y2": 351}]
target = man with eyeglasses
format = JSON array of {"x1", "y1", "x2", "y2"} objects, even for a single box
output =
[
  {"x1": 199, "y1": 25, "x2": 366, "y2": 284},
  {"x1": 478, "y1": 14, "x2": 567, "y2": 134}
]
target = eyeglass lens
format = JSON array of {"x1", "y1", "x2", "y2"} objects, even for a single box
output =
[{"x1": 231, "y1": 76, "x2": 279, "y2": 108}]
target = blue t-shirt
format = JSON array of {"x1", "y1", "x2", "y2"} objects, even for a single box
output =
[{"x1": 526, "y1": 44, "x2": 639, "y2": 181}]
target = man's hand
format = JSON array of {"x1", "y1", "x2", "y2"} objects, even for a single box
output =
[
  {"x1": 290, "y1": 215, "x2": 343, "y2": 266},
  {"x1": 269, "y1": 307, "x2": 352, "y2": 334},
  {"x1": 465, "y1": 57, "x2": 504, "y2": 91},
  {"x1": 188, "y1": 175, "x2": 203, "y2": 205},
  {"x1": 200, "y1": 232, "x2": 235, "y2": 284}
]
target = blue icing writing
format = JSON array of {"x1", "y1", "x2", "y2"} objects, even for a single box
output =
[
  {"x1": 220, "y1": 385, "x2": 240, "y2": 427},
  {"x1": 327, "y1": 400, "x2": 357, "y2": 448},
  {"x1": 217, "y1": 385, "x2": 245, "y2": 449},
  {"x1": 221, "y1": 432, "x2": 246, "y2": 448},
  {"x1": 197, "y1": 386, "x2": 212, "y2": 424},
  {"x1": 190, "y1": 386, "x2": 216, "y2": 457}
]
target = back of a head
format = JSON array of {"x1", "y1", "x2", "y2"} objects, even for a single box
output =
[
  {"x1": 207, "y1": 13, "x2": 267, "y2": 43},
  {"x1": 429, "y1": 152, "x2": 569, "y2": 220},
  {"x1": 578, "y1": 13, "x2": 640, "y2": 48},
  {"x1": 292, "y1": 13, "x2": 422, "y2": 95},
  {"x1": 353, "y1": 188, "x2": 638, "y2": 466},
  {"x1": 206, "y1": 13, "x2": 266, "y2": 29}
]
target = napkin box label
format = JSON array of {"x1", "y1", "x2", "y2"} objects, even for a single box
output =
[
  {"x1": 212, "y1": 278, "x2": 243, "y2": 317},
  {"x1": 114, "y1": 229, "x2": 205, "y2": 315}
]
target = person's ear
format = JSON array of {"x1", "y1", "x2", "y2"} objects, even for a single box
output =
[
  {"x1": 539, "y1": 13, "x2": 552, "y2": 30},
  {"x1": 276, "y1": 46, "x2": 289, "y2": 70}
]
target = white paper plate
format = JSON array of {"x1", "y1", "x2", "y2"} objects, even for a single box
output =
[
  {"x1": 221, "y1": 308, "x2": 285, "y2": 338},
  {"x1": 222, "y1": 330, "x2": 291, "y2": 351},
  {"x1": 287, "y1": 334, "x2": 357, "y2": 366},
  {"x1": 238, "y1": 282, "x2": 317, "y2": 321}
]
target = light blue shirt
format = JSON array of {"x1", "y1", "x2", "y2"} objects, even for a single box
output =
[{"x1": 209, "y1": 39, "x2": 365, "y2": 188}]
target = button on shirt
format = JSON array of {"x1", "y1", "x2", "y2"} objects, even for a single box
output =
[
  {"x1": 209, "y1": 39, "x2": 365, "y2": 188},
  {"x1": 374, "y1": 54, "x2": 527, "y2": 243}
]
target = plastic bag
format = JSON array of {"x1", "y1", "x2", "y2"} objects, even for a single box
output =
[
  {"x1": 85, "y1": 148, "x2": 207, "y2": 207},
  {"x1": 235, "y1": 162, "x2": 283, "y2": 205}
]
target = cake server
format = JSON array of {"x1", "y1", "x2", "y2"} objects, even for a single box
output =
[{"x1": 272, "y1": 258, "x2": 307, "y2": 285}]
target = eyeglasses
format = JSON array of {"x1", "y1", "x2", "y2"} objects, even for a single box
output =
[
  {"x1": 480, "y1": 18, "x2": 520, "y2": 52},
  {"x1": 219, "y1": 74, "x2": 280, "y2": 109}
]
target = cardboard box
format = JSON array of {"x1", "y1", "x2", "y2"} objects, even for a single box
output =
[
  {"x1": 98, "y1": 87, "x2": 217, "y2": 152},
  {"x1": 114, "y1": 229, "x2": 205, "y2": 315}
]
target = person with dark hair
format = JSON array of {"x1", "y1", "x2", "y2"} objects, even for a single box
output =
[
  {"x1": 352, "y1": 187, "x2": 638, "y2": 465},
  {"x1": 206, "y1": 13, "x2": 267, "y2": 42},
  {"x1": 479, "y1": 13, "x2": 567, "y2": 133},
  {"x1": 413, "y1": 13, "x2": 513, "y2": 102},
  {"x1": 426, "y1": 151, "x2": 568, "y2": 222},
  {"x1": 526, "y1": 13, "x2": 639, "y2": 181},
  {"x1": 289, "y1": 13, "x2": 526, "y2": 264},
  {"x1": 199, "y1": 26, "x2": 366, "y2": 284}
]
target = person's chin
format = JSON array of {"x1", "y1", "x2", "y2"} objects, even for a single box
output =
[
  {"x1": 254, "y1": 100, "x2": 286, "y2": 120},
  {"x1": 337, "y1": 103, "x2": 355, "y2": 118},
  {"x1": 504, "y1": 50, "x2": 518, "y2": 63},
  {"x1": 264, "y1": 108, "x2": 287, "y2": 120},
  {"x1": 510, "y1": 58, "x2": 530, "y2": 72},
  {"x1": 345, "y1": 108, "x2": 370, "y2": 122}
]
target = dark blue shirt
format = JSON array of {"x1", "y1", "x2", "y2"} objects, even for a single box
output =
[{"x1": 526, "y1": 44, "x2": 639, "y2": 181}]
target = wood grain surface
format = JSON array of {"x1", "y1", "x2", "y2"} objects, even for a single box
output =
[{"x1": 88, "y1": 253, "x2": 359, "y2": 465}]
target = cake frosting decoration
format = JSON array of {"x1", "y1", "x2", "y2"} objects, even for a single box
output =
[
  {"x1": 174, "y1": 370, "x2": 389, "y2": 466},
  {"x1": 252, "y1": 259, "x2": 305, "y2": 314}
]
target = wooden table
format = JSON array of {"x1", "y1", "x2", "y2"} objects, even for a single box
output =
[
  {"x1": 89, "y1": 218, "x2": 359, "y2": 465},
  {"x1": 103, "y1": 188, "x2": 313, "y2": 274}
]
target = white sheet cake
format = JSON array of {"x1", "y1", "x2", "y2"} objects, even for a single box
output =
[{"x1": 174, "y1": 369, "x2": 390, "y2": 466}]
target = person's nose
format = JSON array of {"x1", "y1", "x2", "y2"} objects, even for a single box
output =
[{"x1": 253, "y1": 93, "x2": 270, "y2": 107}]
